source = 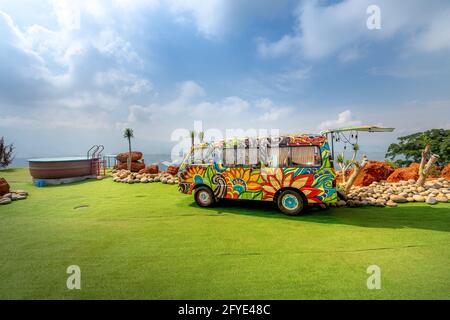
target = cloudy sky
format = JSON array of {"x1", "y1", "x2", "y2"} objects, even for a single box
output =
[{"x1": 1, "y1": 0, "x2": 449, "y2": 159}]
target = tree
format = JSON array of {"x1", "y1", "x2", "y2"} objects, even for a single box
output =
[
  {"x1": 336, "y1": 143, "x2": 360, "y2": 184},
  {"x1": 345, "y1": 154, "x2": 368, "y2": 193},
  {"x1": 123, "y1": 128, "x2": 134, "y2": 171},
  {"x1": 0, "y1": 137, "x2": 14, "y2": 168},
  {"x1": 417, "y1": 144, "x2": 440, "y2": 186},
  {"x1": 386, "y1": 129, "x2": 450, "y2": 167}
]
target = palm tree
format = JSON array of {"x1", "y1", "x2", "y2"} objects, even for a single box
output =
[
  {"x1": 190, "y1": 130, "x2": 196, "y2": 164},
  {"x1": 123, "y1": 128, "x2": 134, "y2": 171}
]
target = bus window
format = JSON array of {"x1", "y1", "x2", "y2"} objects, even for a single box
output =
[
  {"x1": 224, "y1": 148, "x2": 235, "y2": 166},
  {"x1": 291, "y1": 146, "x2": 321, "y2": 167},
  {"x1": 236, "y1": 148, "x2": 246, "y2": 166},
  {"x1": 247, "y1": 148, "x2": 258, "y2": 166},
  {"x1": 266, "y1": 147, "x2": 289, "y2": 168}
]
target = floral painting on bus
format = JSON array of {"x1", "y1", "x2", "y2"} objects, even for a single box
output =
[{"x1": 178, "y1": 134, "x2": 337, "y2": 209}]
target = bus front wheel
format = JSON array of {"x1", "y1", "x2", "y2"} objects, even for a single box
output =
[
  {"x1": 277, "y1": 190, "x2": 305, "y2": 216},
  {"x1": 194, "y1": 186, "x2": 215, "y2": 207}
]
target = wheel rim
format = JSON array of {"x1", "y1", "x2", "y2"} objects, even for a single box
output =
[
  {"x1": 198, "y1": 190, "x2": 211, "y2": 204},
  {"x1": 282, "y1": 194, "x2": 299, "y2": 210}
]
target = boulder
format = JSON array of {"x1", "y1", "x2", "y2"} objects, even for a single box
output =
[
  {"x1": 386, "y1": 200, "x2": 398, "y2": 207},
  {"x1": 0, "y1": 178, "x2": 10, "y2": 196},
  {"x1": 0, "y1": 197, "x2": 12, "y2": 205},
  {"x1": 387, "y1": 163, "x2": 419, "y2": 183},
  {"x1": 167, "y1": 166, "x2": 179, "y2": 176},
  {"x1": 390, "y1": 195, "x2": 408, "y2": 203},
  {"x1": 436, "y1": 196, "x2": 448, "y2": 203},
  {"x1": 116, "y1": 151, "x2": 143, "y2": 163},
  {"x1": 426, "y1": 196, "x2": 437, "y2": 204},
  {"x1": 139, "y1": 165, "x2": 159, "y2": 175},
  {"x1": 114, "y1": 162, "x2": 146, "y2": 172},
  {"x1": 412, "y1": 195, "x2": 425, "y2": 202},
  {"x1": 353, "y1": 161, "x2": 395, "y2": 187},
  {"x1": 441, "y1": 164, "x2": 450, "y2": 180}
]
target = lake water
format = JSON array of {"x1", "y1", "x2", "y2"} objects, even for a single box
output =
[{"x1": 12, "y1": 150, "x2": 386, "y2": 168}]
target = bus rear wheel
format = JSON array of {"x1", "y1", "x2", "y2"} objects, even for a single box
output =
[
  {"x1": 277, "y1": 190, "x2": 305, "y2": 216},
  {"x1": 194, "y1": 186, "x2": 215, "y2": 207}
]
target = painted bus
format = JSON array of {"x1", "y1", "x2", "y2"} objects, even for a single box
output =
[{"x1": 178, "y1": 133, "x2": 337, "y2": 215}]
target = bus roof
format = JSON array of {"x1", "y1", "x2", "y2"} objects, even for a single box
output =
[{"x1": 192, "y1": 133, "x2": 327, "y2": 149}]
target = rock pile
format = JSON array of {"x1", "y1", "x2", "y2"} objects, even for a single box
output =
[
  {"x1": 354, "y1": 161, "x2": 394, "y2": 186},
  {"x1": 331, "y1": 178, "x2": 450, "y2": 208},
  {"x1": 0, "y1": 189, "x2": 29, "y2": 205},
  {"x1": 442, "y1": 164, "x2": 450, "y2": 180},
  {"x1": 114, "y1": 151, "x2": 145, "y2": 172},
  {"x1": 387, "y1": 163, "x2": 420, "y2": 183},
  {"x1": 111, "y1": 169, "x2": 179, "y2": 185}
]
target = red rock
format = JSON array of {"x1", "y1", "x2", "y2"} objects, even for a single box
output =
[
  {"x1": 353, "y1": 161, "x2": 395, "y2": 186},
  {"x1": 138, "y1": 165, "x2": 159, "y2": 174},
  {"x1": 114, "y1": 161, "x2": 145, "y2": 172},
  {"x1": 167, "y1": 166, "x2": 179, "y2": 175},
  {"x1": 116, "y1": 151, "x2": 143, "y2": 163},
  {"x1": 0, "y1": 178, "x2": 10, "y2": 196},
  {"x1": 148, "y1": 165, "x2": 159, "y2": 174},
  {"x1": 387, "y1": 163, "x2": 420, "y2": 182},
  {"x1": 442, "y1": 164, "x2": 450, "y2": 180}
]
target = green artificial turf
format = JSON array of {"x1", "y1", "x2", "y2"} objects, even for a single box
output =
[{"x1": 0, "y1": 168, "x2": 449, "y2": 299}]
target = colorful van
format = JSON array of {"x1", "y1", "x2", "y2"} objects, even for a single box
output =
[{"x1": 178, "y1": 134, "x2": 337, "y2": 215}]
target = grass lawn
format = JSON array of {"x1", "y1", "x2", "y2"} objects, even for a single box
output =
[{"x1": 0, "y1": 168, "x2": 449, "y2": 299}]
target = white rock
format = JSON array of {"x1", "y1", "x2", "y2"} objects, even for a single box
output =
[
  {"x1": 426, "y1": 196, "x2": 437, "y2": 205},
  {"x1": 390, "y1": 195, "x2": 408, "y2": 203},
  {"x1": 386, "y1": 200, "x2": 398, "y2": 207}
]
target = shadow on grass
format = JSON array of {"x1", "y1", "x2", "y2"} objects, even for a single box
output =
[
  {"x1": 190, "y1": 199, "x2": 450, "y2": 233},
  {"x1": 0, "y1": 168, "x2": 18, "y2": 173},
  {"x1": 30, "y1": 179, "x2": 100, "y2": 189}
]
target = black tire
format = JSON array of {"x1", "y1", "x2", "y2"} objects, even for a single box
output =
[
  {"x1": 277, "y1": 190, "x2": 305, "y2": 216},
  {"x1": 194, "y1": 186, "x2": 215, "y2": 207}
]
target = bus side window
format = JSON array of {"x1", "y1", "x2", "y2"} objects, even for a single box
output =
[
  {"x1": 236, "y1": 147, "x2": 246, "y2": 166},
  {"x1": 223, "y1": 148, "x2": 235, "y2": 167},
  {"x1": 248, "y1": 147, "x2": 259, "y2": 168},
  {"x1": 291, "y1": 146, "x2": 321, "y2": 167}
]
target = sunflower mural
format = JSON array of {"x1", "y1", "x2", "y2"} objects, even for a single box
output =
[
  {"x1": 260, "y1": 168, "x2": 321, "y2": 202},
  {"x1": 179, "y1": 166, "x2": 206, "y2": 193},
  {"x1": 221, "y1": 168, "x2": 262, "y2": 199}
]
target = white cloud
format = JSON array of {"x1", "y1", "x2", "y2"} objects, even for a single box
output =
[
  {"x1": 409, "y1": 10, "x2": 450, "y2": 52},
  {"x1": 317, "y1": 110, "x2": 362, "y2": 131},
  {"x1": 168, "y1": 0, "x2": 227, "y2": 39},
  {"x1": 258, "y1": 0, "x2": 450, "y2": 60}
]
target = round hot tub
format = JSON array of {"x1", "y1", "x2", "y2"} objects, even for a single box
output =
[{"x1": 28, "y1": 157, "x2": 97, "y2": 180}]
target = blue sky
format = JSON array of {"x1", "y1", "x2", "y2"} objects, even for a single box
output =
[{"x1": 0, "y1": 0, "x2": 449, "y2": 159}]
